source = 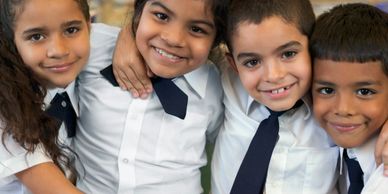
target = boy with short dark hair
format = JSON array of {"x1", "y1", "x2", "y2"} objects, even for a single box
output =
[
  {"x1": 311, "y1": 3, "x2": 388, "y2": 193},
  {"x1": 211, "y1": 0, "x2": 339, "y2": 193}
]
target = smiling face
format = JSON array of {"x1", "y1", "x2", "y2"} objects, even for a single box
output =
[
  {"x1": 228, "y1": 16, "x2": 311, "y2": 111},
  {"x1": 313, "y1": 59, "x2": 388, "y2": 148},
  {"x1": 135, "y1": 0, "x2": 216, "y2": 78},
  {"x1": 13, "y1": 0, "x2": 90, "y2": 88}
]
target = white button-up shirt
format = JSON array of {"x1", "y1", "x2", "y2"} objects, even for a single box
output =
[
  {"x1": 0, "y1": 82, "x2": 78, "y2": 194},
  {"x1": 74, "y1": 23, "x2": 224, "y2": 194},
  {"x1": 211, "y1": 65, "x2": 339, "y2": 194},
  {"x1": 339, "y1": 136, "x2": 388, "y2": 194}
]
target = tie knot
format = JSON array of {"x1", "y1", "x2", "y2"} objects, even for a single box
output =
[
  {"x1": 268, "y1": 109, "x2": 285, "y2": 118},
  {"x1": 267, "y1": 100, "x2": 304, "y2": 118}
]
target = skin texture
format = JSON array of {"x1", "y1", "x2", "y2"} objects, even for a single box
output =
[
  {"x1": 227, "y1": 16, "x2": 311, "y2": 111},
  {"x1": 15, "y1": 162, "x2": 83, "y2": 194},
  {"x1": 13, "y1": 0, "x2": 90, "y2": 88},
  {"x1": 313, "y1": 59, "x2": 388, "y2": 148},
  {"x1": 135, "y1": 0, "x2": 216, "y2": 78}
]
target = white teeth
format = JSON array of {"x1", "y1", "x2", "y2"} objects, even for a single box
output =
[
  {"x1": 271, "y1": 86, "x2": 290, "y2": 94},
  {"x1": 155, "y1": 48, "x2": 180, "y2": 60}
]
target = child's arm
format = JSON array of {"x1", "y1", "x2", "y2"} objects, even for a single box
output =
[
  {"x1": 375, "y1": 119, "x2": 388, "y2": 176},
  {"x1": 112, "y1": 24, "x2": 153, "y2": 98},
  {"x1": 15, "y1": 162, "x2": 83, "y2": 194}
]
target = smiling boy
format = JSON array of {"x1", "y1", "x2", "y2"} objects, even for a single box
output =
[{"x1": 311, "y1": 3, "x2": 388, "y2": 193}]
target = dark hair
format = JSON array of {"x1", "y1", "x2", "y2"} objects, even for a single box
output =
[
  {"x1": 131, "y1": 0, "x2": 229, "y2": 47},
  {"x1": 226, "y1": 0, "x2": 315, "y2": 52},
  {"x1": 0, "y1": 0, "x2": 89, "y2": 182},
  {"x1": 310, "y1": 3, "x2": 388, "y2": 75}
]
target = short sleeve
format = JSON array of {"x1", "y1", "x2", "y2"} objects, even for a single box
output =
[{"x1": 0, "y1": 131, "x2": 52, "y2": 180}]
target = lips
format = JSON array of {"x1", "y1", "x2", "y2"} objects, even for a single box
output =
[
  {"x1": 45, "y1": 62, "x2": 73, "y2": 73},
  {"x1": 328, "y1": 122, "x2": 362, "y2": 133},
  {"x1": 262, "y1": 83, "x2": 295, "y2": 94},
  {"x1": 153, "y1": 47, "x2": 184, "y2": 62}
]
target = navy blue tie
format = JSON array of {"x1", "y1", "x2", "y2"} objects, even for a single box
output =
[
  {"x1": 100, "y1": 65, "x2": 188, "y2": 119},
  {"x1": 151, "y1": 77, "x2": 188, "y2": 119},
  {"x1": 344, "y1": 150, "x2": 364, "y2": 194},
  {"x1": 45, "y1": 92, "x2": 76, "y2": 137},
  {"x1": 230, "y1": 109, "x2": 284, "y2": 194},
  {"x1": 230, "y1": 100, "x2": 303, "y2": 194}
]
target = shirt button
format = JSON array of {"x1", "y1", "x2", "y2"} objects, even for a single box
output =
[
  {"x1": 61, "y1": 101, "x2": 67, "y2": 107},
  {"x1": 122, "y1": 158, "x2": 129, "y2": 164}
]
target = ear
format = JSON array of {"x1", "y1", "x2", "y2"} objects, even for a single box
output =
[{"x1": 226, "y1": 52, "x2": 238, "y2": 73}]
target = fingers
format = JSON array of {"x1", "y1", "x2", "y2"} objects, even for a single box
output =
[
  {"x1": 112, "y1": 25, "x2": 152, "y2": 98},
  {"x1": 375, "y1": 120, "x2": 388, "y2": 176}
]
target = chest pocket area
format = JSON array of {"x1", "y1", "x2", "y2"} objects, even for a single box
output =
[
  {"x1": 155, "y1": 112, "x2": 208, "y2": 164},
  {"x1": 266, "y1": 146, "x2": 340, "y2": 194}
]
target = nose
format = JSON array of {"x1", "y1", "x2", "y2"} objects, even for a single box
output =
[
  {"x1": 160, "y1": 26, "x2": 186, "y2": 47},
  {"x1": 334, "y1": 93, "x2": 355, "y2": 117},
  {"x1": 47, "y1": 35, "x2": 69, "y2": 58},
  {"x1": 264, "y1": 59, "x2": 286, "y2": 83}
]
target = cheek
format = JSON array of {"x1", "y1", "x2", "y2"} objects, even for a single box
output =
[
  {"x1": 312, "y1": 99, "x2": 328, "y2": 123},
  {"x1": 238, "y1": 71, "x2": 258, "y2": 91},
  {"x1": 365, "y1": 102, "x2": 388, "y2": 129},
  {"x1": 16, "y1": 45, "x2": 40, "y2": 69},
  {"x1": 191, "y1": 43, "x2": 211, "y2": 63}
]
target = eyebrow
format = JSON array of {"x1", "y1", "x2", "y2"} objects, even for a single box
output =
[
  {"x1": 354, "y1": 81, "x2": 382, "y2": 87},
  {"x1": 313, "y1": 80, "x2": 335, "y2": 87},
  {"x1": 61, "y1": 20, "x2": 83, "y2": 28},
  {"x1": 236, "y1": 40, "x2": 302, "y2": 61},
  {"x1": 274, "y1": 41, "x2": 302, "y2": 53},
  {"x1": 22, "y1": 20, "x2": 83, "y2": 36},
  {"x1": 149, "y1": 1, "x2": 214, "y2": 29},
  {"x1": 314, "y1": 80, "x2": 382, "y2": 87}
]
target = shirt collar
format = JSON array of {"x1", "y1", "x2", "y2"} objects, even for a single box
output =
[
  {"x1": 180, "y1": 61, "x2": 210, "y2": 99},
  {"x1": 45, "y1": 81, "x2": 79, "y2": 116},
  {"x1": 339, "y1": 135, "x2": 378, "y2": 177},
  {"x1": 245, "y1": 95, "x2": 312, "y2": 119}
]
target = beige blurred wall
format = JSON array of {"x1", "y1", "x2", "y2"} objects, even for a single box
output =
[{"x1": 90, "y1": 0, "x2": 387, "y2": 26}]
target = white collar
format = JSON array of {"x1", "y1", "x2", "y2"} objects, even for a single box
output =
[
  {"x1": 179, "y1": 61, "x2": 211, "y2": 99},
  {"x1": 245, "y1": 95, "x2": 312, "y2": 120},
  {"x1": 45, "y1": 81, "x2": 79, "y2": 116},
  {"x1": 340, "y1": 135, "x2": 378, "y2": 176}
]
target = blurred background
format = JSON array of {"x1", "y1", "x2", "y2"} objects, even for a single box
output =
[{"x1": 89, "y1": 0, "x2": 388, "y2": 27}]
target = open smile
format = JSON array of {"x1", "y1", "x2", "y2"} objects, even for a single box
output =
[
  {"x1": 153, "y1": 47, "x2": 184, "y2": 62},
  {"x1": 262, "y1": 83, "x2": 295, "y2": 94}
]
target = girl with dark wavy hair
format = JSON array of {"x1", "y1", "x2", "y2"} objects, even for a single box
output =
[{"x1": 0, "y1": 0, "x2": 90, "y2": 193}]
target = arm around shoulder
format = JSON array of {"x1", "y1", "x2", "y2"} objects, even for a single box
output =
[{"x1": 16, "y1": 162, "x2": 84, "y2": 194}]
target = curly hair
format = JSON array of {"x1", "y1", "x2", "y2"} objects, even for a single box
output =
[{"x1": 0, "y1": 0, "x2": 89, "y2": 181}]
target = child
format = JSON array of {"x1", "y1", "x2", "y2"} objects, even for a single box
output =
[
  {"x1": 311, "y1": 3, "x2": 388, "y2": 193},
  {"x1": 72, "y1": 0, "x2": 227, "y2": 193},
  {"x1": 211, "y1": 0, "x2": 339, "y2": 193},
  {"x1": 0, "y1": 0, "x2": 90, "y2": 193}
]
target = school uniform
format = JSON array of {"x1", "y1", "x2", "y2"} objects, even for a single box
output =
[
  {"x1": 73, "y1": 23, "x2": 224, "y2": 194},
  {"x1": 211, "y1": 65, "x2": 340, "y2": 194},
  {"x1": 0, "y1": 82, "x2": 78, "y2": 194},
  {"x1": 339, "y1": 136, "x2": 388, "y2": 194}
]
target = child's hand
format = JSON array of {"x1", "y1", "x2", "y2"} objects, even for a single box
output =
[
  {"x1": 375, "y1": 119, "x2": 388, "y2": 176},
  {"x1": 112, "y1": 26, "x2": 153, "y2": 99}
]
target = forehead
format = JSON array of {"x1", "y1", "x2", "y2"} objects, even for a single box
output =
[
  {"x1": 314, "y1": 59, "x2": 388, "y2": 82},
  {"x1": 15, "y1": 0, "x2": 85, "y2": 26},
  {"x1": 231, "y1": 16, "x2": 307, "y2": 54},
  {"x1": 145, "y1": 0, "x2": 213, "y2": 18}
]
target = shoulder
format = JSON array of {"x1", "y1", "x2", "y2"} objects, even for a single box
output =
[
  {"x1": 0, "y1": 134, "x2": 51, "y2": 178},
  {"x1": 362, "y1": 164, "x2": 388, "y2": 193},
  {"x1": 82, "y1": 23, "x2": 120, "y2": 75},
  {"x1": 90, "y1": 23, "x2": 120, "y2": 42}
]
